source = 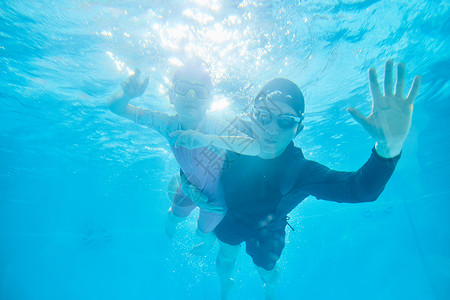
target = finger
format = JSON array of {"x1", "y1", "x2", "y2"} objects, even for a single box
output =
[
  {"x1": 175, "y1": 135, "x2": 182, "y2": 148},
  {"x1": 180, "y1": 172, "x2": 187, "y2": 183},
  {"x1": 141, "y1": 76, "x2": 149, "y2": 89},
  {"x1": 179, "y1": 133, "x2": 188, "y2": 148},
  {"x1": 121, "y1": 80, "x2": 129, "y2": 90},
  {"x1": 211, "y1": 207, "x2": 225, "y2": 214},
  {"x1": 172, "y1": 132, "x2": 180, "y2": 148},
  {"x1": 127, "y1": 75, "x2": 138, "y2": 90},
  {"x1": 347, "y1": 107, "x2": 371, "y2": 130},
  {"x1": 169, "y1": 133, "x2": 179, "y2": 144},
  {"x1": 169, "y1": 131, "x2": 181, "y2": 138},
  {"x1": 122, "y1": 80, "x2": 135, "y2": 94},
  {"x1": 406, "y1": 75, "x2": 421, "y2": 105},
  {"x1": 384, "y1": 59, "x2": 394, "y2": 96},
  {"x1": 395, "y1": 62, "x2": 405, "y2": 97},
  {"x1": 204, "y1": 204, "x2": 223, "y2": 213},
  {"x1": 369, "y1": 68, "x2": 382, "y2": 100}
]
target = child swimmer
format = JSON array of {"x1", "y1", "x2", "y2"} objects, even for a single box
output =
[{"x1": 107, "y1": 59, "x2": 261, "y2": 254}]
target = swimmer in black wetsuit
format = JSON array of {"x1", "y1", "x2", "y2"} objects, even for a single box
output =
[{"x1": 171, "y1": 59, "x2": 421, "y2": 299}]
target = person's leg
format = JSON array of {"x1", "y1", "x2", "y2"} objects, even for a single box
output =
[
  {"x1": 191, "y1": 209, "x2": 226, "y2": 255},
  {"x1": 165, "y1": 208, "x2": 186, "y2": 238},
  {"x1": 191, "y1": 226, "x2": 216, "y2": 255},
  {"x1": 256, "y1": 265, "x2": 280, "y2": 300},
  {"x1": 179, "y1": 177, "x2": 226, "y2": 254},
  {"x1": 246, "y1": 227, "x2": 286, "y2": 300},
  {"x1": 165, "y1": 186, "x2": 196, "y2": 238},
  {"x1": 216, "y1": 240, "x2": 240, "y2": 300}
]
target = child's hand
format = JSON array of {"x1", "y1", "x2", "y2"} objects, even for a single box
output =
[
  {"x1": 187, "y1": 186, "x2": 225, "y2": 214},
  {"x1": 121, "y1": 69, "x2": 149, "y2": 99},
  {"x1": 183, "y1": 184, "x2": 225, "y2": 214},
  {"x1": 180, "y1": 174, "x2": 226, "y2": 214},
  {"x1": 170, "y1": 130, "x2": 210, "y2": 149}
]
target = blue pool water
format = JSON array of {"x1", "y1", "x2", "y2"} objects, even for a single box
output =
[{"x1": 1, "y1": 1, "x2": 449, "y2": 299}]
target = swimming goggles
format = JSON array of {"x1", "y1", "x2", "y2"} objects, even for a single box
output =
[
  {"x1": 252, "y1": 108, "x2": 302, "y2": 129},
  {"x1": 172, "y1": 80, "x2": 210, "y2": 100}
]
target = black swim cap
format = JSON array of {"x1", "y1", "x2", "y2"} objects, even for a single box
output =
[
  {"x1": 255, "y1": 78, "x2": 305, "y2": 117},
  {"x1": 172, "y1": 58, "x2": 212, "y2": 88}
]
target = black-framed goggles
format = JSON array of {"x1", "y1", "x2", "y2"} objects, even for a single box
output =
[{"x1": 252, "y1": 108, "x2": 302, "y2": 129}]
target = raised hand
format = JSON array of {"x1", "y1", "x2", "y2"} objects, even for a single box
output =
[
  {"x1": 121, "y1": 69, "x2": 149, "y2": 99},
  {"x1": 347, "y1": 59, "x2": 421, "y2": 158}
]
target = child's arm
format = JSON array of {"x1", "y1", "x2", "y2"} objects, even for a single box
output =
[
  {"x1": 107, "y1": 70, "x2": 172, "y2": 136},
  {"x1": 107, "y1": 69, "x2": 148, "y2": 120},
  {"x1": 170, "y1": 129, "x2": 261, "y2": 156}
]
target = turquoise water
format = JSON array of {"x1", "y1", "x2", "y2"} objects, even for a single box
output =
[{"x1": 1, "y1": 1, "x2": 449, "y2": 299}]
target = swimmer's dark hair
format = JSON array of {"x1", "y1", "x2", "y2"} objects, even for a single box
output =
[
  {"x1": 172, "y1": 59, "x2": 212, "y2": 88},
  {"x1": 255, "y1": 78, "x2": 305, "y2": 116}
]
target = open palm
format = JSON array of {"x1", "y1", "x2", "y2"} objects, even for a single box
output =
[
  {"x1": 348, "y1": 59, "x2": 421, "y2": 156},
  {"x1": 121, "y1": 69, "x2": 149, "y2": 99}
]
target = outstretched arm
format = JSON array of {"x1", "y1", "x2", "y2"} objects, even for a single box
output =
[
  {"x1": 347, "y1": 59, "x2": 421, "y2": 158},
  {"x1": 169, "y1": 129, "x2": 262, "y2": 156},
  {"x1": 107, "y1": 69, "x2": 150, "y2": 120},
  {"x1": 107, "y1": 70, "x2": 172, "y2": 135},
  {"x1": 277, "y1": 148, "x2": 400, "y2": 217}
]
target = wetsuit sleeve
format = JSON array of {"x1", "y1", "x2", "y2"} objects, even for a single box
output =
[
  {"x1": 297, "y1": 147, "x2": 401, "y2": 203},
  {"x1": 135, "y1": 107, "x2": 176, "y2": 139}
]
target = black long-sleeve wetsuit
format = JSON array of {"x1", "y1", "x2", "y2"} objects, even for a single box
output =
[{"x1": 215, "y1": 142, "x2": 400, "y2": 270}]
